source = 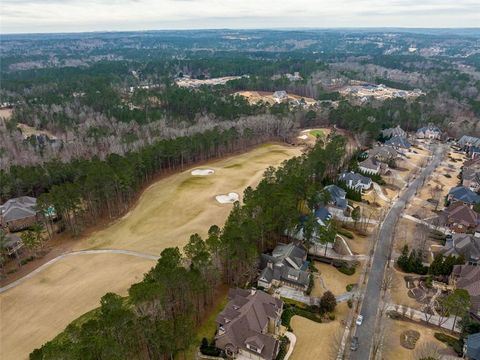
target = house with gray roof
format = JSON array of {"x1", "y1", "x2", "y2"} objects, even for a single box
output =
[
  {"x1": 442, "y1": 234, "x2": 480, "y2": 265},
  {"x1": 451, "y1": 265, "x2": 480, "y2": 320},
  {"x1": 385, "y1": 136, "x2": 411, "y2": 150},
  {"x1": 459, "y1": 135, "x2": 480, "y2": 149},
  {"x1": 448, "y1": 186, "x2": 480, "y2": 207},
  {"x1": 258, "y1": 243, "x2": 310, "y2": 291},
  {"x1": 463, "y1": 168, "x2": 480, "y2": 192},
  {"x1": 0, "y1": 196, "x2": 37, "y2": 231},
  {"x1": 0, "y1": 231, "x2": 24, "y2": 256},
  {"x1": 272, "y1": 91, "x2": 288, "y2": 103},
  {"x1": 215, "y1": 288, "x2": 283, "y2": 360},
  {"x1": 339, "y1": 172, "x2": 372, "y2": 192},
  {"x1": 323, "y1": 185, "x2": 348, "y2": 215},
  {"x1": 416, "y1": 124, "x2": 442, "y2": 140},
  {"x1": 358, "y1": 157, "x2": 381, "y2": 175},
  {"x1": 381, "y1": 125, "x2": 406, "y2": 139},
  {"x1": 367, "y1": 145, "x2": 398, "y2": 164},
  {"x1": 464, "y1": 332, "x2": 480, "y2": 360}
]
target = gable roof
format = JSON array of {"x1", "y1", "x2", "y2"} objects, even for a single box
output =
[
  {"x1": 216, "y1": 289, "x2": 282, "y2": 360},
  {"x1": 459, "y1": 135, "x2": 480, "y2": 148},
  {"x1": 315, "y1": 207, "x2": 332, "y2": 223},
  {"x1": 417, "y1": 125, "x2": 441, "y2": 134},
  {"x1": 323, "y1": 185, "x2": 347, "y2": 210},
  {"x1": 445, "y1": 202, "x2": 478, "y2": 227},
  {"x1": 448, "y1": 186, "x2": 480, "y2": 204},
  {"x1": 358, "y1": 157, "x2": 380, "y2": 170},
  {"x1": 385, "y1": 136, "x2": 411, "y2": 149},
  {"x1": 0, "y1": 196, "x2": 37, "y2": 222},
  {"x1": 339, "y1": 172, "x2": 372, "y2": 186},
  {"x1": 381, "y1": 125, "x2": 406, "y2": 138},
  {"x1": 443, "y1": 234, "x2": 480, "y2": 262}
]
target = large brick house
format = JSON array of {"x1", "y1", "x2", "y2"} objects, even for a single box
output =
[{"x1": 0, "y1": 196, "x2": 37, "y2": 231}]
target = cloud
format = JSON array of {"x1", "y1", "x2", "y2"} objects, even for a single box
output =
[{"x1": 1, "y1": 0, "x2": 479, "y2": 33}]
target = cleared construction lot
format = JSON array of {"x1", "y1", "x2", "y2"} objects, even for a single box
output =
[{"x1": 0, "y1": 143, "x2": 301, "y2": 360}]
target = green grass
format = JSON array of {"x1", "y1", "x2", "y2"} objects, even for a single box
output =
[{"x1": 309, "y1": 129, "x2": 325, "y2": 138}]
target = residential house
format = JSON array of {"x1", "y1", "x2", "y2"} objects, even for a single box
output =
[
  {"x1": 215, "y1": 288, "x2": 283, "y2": 360},
  {"x1": 339, "y1": 172, "x2": 372, "y2": 192},
  {"x1": 458, "y1": 135, "x2": 480, "y2": 149},
  {"x1": 315, "y1": 207, "x2": 332, "y2": 227},
  {"x1": 464, "y1": 332, "x2": 480, "y2": 360},
  {"x1": 442, "y1": 233, "x2": 480, "y2": 265},
  {"x1": 381, "y1": 125, "x2": 406, "y2": 139},
  {"x1": 323, "y1": 185, "x2": 348, "y2": 213},
  {"x1": 451, "y1": 265, "x2": 480, "y2": 320},
  {"x1": 441, "y1": 202, "x2": 478, "y2": 233},
  {"x1": 385, "y1": 136, "x2": 411, "y2": 150},
  {"x1": 464, "y1": 157, "x2": 480, "y2": 171},
  {"x1": 463, "y1": 168, "x2": 480, "y2": 192},
  {"x1": 0, "y1": 196, "x2": 37, "y2": 232},
  {"x1": 416, "y1": 125, "x2": 442, "y2": 140},
  {"x1": 272, "y1": 91, "x2": 288, "y2": 103},
  {"x1": 367, "y1": 145, "x2": 398, "y2": 164},
  {"x1": 471, "y1": 146, "x2": 480, "y2": 160},
  {"x1": 258, "y1": 243, "x2": 310, "y2": 291},
  {"x1": 448, "y1": 187, "x2": 480, "y2": 207},
  {"x1": 358, "y1": 157, "x2": 381, "y2": 175}
]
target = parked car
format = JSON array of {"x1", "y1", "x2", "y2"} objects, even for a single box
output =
[
  {"x1": 356, "y1": 315, "x2": 364, "y2": 326},
  {"x1": 350, "y1": 336, "x2": 359, "y2": 351}
]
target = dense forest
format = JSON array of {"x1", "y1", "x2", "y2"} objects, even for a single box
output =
[{"x1": 30, "y1": 134, "x2": 347, "y2": 359}]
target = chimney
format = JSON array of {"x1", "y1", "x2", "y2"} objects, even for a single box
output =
[
  {"x1": 250, "y1": 288, "x2": 257, "y2": 296},
  {"x1": 445, "y1": 234, "x2": 453, "y2": 249}
]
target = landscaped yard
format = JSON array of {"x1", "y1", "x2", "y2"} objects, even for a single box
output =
[
  {"x1": 290, "y1": 303, "x2": 349, "y2": 360},
  {"x1": 383, "y1": 318, "x2": 454, "y2": 360},
  {"x1": 311, "y1": 261, "x2": 361, "y2": 297}
]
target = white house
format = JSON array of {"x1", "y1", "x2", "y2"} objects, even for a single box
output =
[{"x1": 339, "y1": 172, "x2": 372, "y2": 192}]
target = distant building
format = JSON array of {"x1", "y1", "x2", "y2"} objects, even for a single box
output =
[
  {"x1": 0, "y1": 196, "x2": 37, "y2": 232},
  {"x1": 416, "y1": 125, "x2": 442, "y2": 140},
  {"x1": 367, "y1": 145, "x2": 398, "y2": 164},
  {"x1": 448, "y1": 186, "x2": 480, "y2": 207},
  {"x1": 463, "y1": 168, "x2": 480, "y2": 192},
  {"x1": 0, "y1": 231, "x2": 24, "y2": 256},
  {"x1": 381, "y1": 125, "x2": 407, "y2": 139},
  {"x1": 458, "y1": 135, "x2": 480, "y2": 149},
  {"x1": 339, "y1": 172, "x2": 372, "y2": 192},
  {"x1": 258, "y1": 242, "x2": 310, "y2": 291},
  {"x1": 215, "y1": 288, "x2": 283, "y2": 360},
  {"x1": 451, "y1": 265, "x2": 480, "y2": 320}
]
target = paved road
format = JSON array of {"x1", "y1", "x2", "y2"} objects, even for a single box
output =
[
  {"x1": 350, "y1": 144, "x2": 446, "y2": 360},
  {"x1": 0, "y1": 249, "x2": 159, "y2": 294}
]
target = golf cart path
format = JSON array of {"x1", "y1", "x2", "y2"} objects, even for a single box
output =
[{"x1": 0, "y1": 249, "x2": 159, "y2": 294}]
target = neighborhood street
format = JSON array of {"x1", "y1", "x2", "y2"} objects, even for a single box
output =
[{"x1": 350, "y1": 143, "x2": 447, "y2": 360}]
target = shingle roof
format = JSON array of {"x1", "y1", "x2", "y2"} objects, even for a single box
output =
[
  {"x1": 448, "y1": 186, "x2": 480, "y2": 204},
  {"x1": 359, "y1": 157, "x2": 380, "y2": 170},
  {"x1": 445, "y1": 202, "x2": 478, "y2": 227},
  {"x1": 324, "y1": 185, "x2": 347, "y2": 210},
  {"x1": 381, "y1": 126, "x2": 406, "y2": 138},
  {"x1": 385, "y1": 136, "x2": 411, "y2": 149},
  {"x1": 417, "y1": 125, "x2": 441, "y2": 134},
  {"x1": 0, "y1": 196, "x2": 37, "y2": 222},
  {"x1": 216, "y1": 289, "x2": 282, "y2": 360},
  {"x1": 315, "y1": 207, "x2": 332, "y2": 223},
  {"x1": 443, "y1": 234, "x2": 480, "y2": 262},
  {"x1": 339, "y1": 172, "x2": 372, "y2": 186},
  {"x1": 459, "y1": 135, "x2": 480, "y2": 147}
]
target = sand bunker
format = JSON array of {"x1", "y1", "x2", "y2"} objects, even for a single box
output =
[
  {"x1": 191, "y1": 169, "x2": 215, "y2": 176},
  {"x1": 297, "y1": 135, "x2": 308, "y2": 140},
  {"x1": 216, "y1": 192, "x2": 239, "y2": 204}
]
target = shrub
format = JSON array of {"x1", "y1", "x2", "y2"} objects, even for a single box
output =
[
  {"x1": 434, "y1": 333, "x2": 463, "y2": 356},
  {"x1": 320, "y1": 291, "x2": 337, "y2": 313},
  {"x1": 337, "y1": 264, "x2": 356, "y2": 276},
  {"x1": 328, "y1": 313, "x2": 336, "y2": 321},
  {"x1": 338, "y1": 228, "x2": 354, "y2": 239},
  {"x1": 200, "y1": 337, "x2": 222, "y2": 357},
  {"x1": 347, "y1": 299, "x2": 353, "y2": 308},
  {"x1": 346, "y1": 284, "x2": 355, "y2": 292},
  {"x1": 275, "y1": 336, "x2": 291, "y2": 360}
]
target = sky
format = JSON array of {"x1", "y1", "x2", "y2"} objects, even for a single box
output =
[{"x1": 1, "y1": 0, "x2": 479, "y2": 34}]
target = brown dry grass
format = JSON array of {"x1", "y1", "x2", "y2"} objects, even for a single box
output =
[
  {"x1": 290, "y1": 303, "x2": 349, "y2": 360},
  {"x1": 311, "y1": 262, "x2": 361, "y2": 297},
  {"x1": 0, "y1": 254, "x2": 154, "y2": 360},
  {"x1": 390, "y1": 269, "x2": 422, "y2": 310},
  {"x1": 0, "y1": 144, "x2": 301, "y2": 360},
  {"x1": 0, "y1": 108, "x2": 13, "y2": 120},
  {"x1": 383, "y1": 318, "x2": 453, "y2": 360}
]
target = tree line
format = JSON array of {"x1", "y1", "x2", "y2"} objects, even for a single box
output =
[{"x1": 30, "y1": 134, "x2": 347, "y2": 359}]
